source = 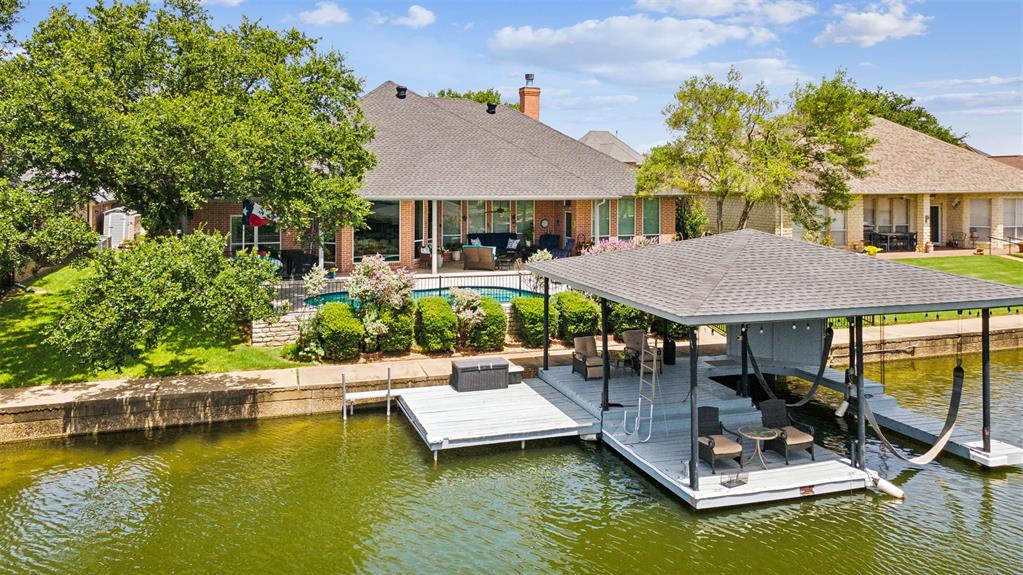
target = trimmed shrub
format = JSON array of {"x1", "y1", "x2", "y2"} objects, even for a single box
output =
[
  {"x1": 512, "y1": 296, "x2": 558, "y2": 347},
  {"x1": 416, "y1": 297, "x2": 457, "y2": 352},
  {"x1": 472, "y1": 297, "x2": 507, "y2": 351},
  {"x1": 317, "y1": 302, "x2": 363, "y2": 361},
  {"x1": 379, "y1": 303, "x2": 416, "y2": 353},
  {"x1": 610, "y1": 302, "x2": 649, "y2": 336},
  {"x1": 553, "y1": 291, "x2": 599, "y2": 340}
]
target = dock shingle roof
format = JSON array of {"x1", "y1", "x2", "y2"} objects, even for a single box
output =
[{"x1": 527, "y1": 229, "x2": 1023, "y2": 325}]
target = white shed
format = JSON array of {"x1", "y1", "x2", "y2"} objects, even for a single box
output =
[{"x1": 102, "y1": 207, "x2": 142, "y2": 249}]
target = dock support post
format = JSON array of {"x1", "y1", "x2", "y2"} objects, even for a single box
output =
[
  {"x1": 982, "y1": 307, "x2": 991, "y2": 453},
  {"x1": 855, "y1": 316, "x2": 865, "y2": 469},
  {"x1": 341, "y1": 373, "x2": 347, "y2": 421},
  {"x1": 600, "y1": 298, "x2": 610, "y2": 413},
  {"x1": 543, "y1": 278, "x2": 550, "y2": 371},
  {"x1": 689, "y1": 326, "x2": 699, "y2": 491},
  {"x1": 386, "y1": 367, "x2": 392, "y2": 418},
  {"x1": 740, "y1": 324, "x2": 748, "y2": 398}
]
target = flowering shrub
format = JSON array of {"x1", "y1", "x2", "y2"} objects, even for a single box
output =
[
  {"x1": 863, "y1": 245, "x2": 884, "y2": 256},
  {"x1": 581, "y1": 236, "x2": 659, "y2": 256},
  {"x1": 450, "y1": 287, "x2": 485, "y2": 346},
  {"x1": 525, "y1": 249, "x2": 553, "y2": 292},
  {"x1": 303, "y1": 265, "x2": 329, "y2": 297},
  {"x1": 345, "y1": 255, "x2": 415, "y2": 351}
]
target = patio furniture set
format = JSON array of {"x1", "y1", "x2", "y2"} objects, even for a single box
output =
[
  {"x1": 572, "y1": 329, "x2": 663, "y2": 381},
  {"x1": 698, "y1": 399, "x2": 816, "y2": 473},
  {"x1": 864, "y1": 229, "x2": 918, "y2": 252},
  {"x1": 460, "y1": 233, "x2": 577, "y2": 271}
]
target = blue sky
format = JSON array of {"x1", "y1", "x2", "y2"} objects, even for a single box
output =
[{"x1": 13, "y1": 0, "x2": 1023, "y2": 154}]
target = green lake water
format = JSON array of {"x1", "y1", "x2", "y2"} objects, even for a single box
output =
[{"x1": 1, "y1": 350, "x2": 1021, "y2": 574}]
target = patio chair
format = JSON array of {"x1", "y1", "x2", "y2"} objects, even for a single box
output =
[
  {"x1": 697, "y1": 406, "x2": 743, "y2": 474},
  {"x1": 948, "y1": 232, "x2": 966, "y2": 248},
  {"x1": 538, "y1": 234, "x2": 561, "y2": 253},
  {"x1": 462, "y1": 246, "x2": 497, "y2": 271},
  {"x1": 621, "y1": 329, "x2": 662, "y2": 374},
  {"x1": 572, "y1": 336, "x2": 603, "y2": 380},
  {"x1": 759, "y1": 399, "x2": 815, "y2": 465},
  {"x1": 551, "y1": 238, "x2": 575, "y2": 258}
]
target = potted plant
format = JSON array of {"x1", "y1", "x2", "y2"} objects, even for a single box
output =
[{"x1": 325, "y1": 265, "x2": 337, "y2": 280}]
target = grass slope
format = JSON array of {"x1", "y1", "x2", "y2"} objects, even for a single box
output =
[{"x1": 0, "y1": 265, "x2": 304, "y2": 388}]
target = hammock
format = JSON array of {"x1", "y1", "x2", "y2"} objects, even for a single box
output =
[
  {"x1": 860, "y1": 364, "x2": 964, "y2": 465},
  {"x1": 744, "y1": 326, "x2": 834, "y2": 408}
]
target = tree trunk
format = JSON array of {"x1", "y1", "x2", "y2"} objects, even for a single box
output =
[
  {"x1": 715, "y1": 197, "x2": 725, "y2": 234},
  {"x1": 736, "y1": 200, "x2": 754, "y2": 230}
]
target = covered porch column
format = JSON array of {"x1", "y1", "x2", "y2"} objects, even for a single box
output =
[
  {"x1": 431, "y1": 200, "x2": 439, "y2": 275},
  {"x1": 855, "y1": 316, "x2": 866, "y2": 468},
  {"x1": 689, "y1": 326, "x2": 699, "y2": 490},
  {"x1": 914, "y1": 194, "x2": 931, "y2": 251}
]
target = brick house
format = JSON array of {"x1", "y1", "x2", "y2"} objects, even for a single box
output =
[
  {"x1": 697, "y1": 117, "x2": 1023, "y2": 252},
  {"x1": 188, "y1": 77, "x2": 678, "y2": 274}
]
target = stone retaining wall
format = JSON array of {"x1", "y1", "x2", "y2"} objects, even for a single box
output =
[
  {"x1": 252, "y1": 310, "x2": 315, "y2": 346},
  {"x1": 832, "y1": 327, "x2": 1023, "y2": 364}
]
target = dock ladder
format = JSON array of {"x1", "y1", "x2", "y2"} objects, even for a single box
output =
[{"x1": 623, "y1": 333, "x2": 660, "y2": 443}]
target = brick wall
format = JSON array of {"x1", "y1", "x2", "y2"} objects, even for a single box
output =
[
  {"x1": 659, "y1": 197, "x2": 676, "y2": 243},
  {"x1": 698, "y1": 195, "x2": 779, "y2": 234}
]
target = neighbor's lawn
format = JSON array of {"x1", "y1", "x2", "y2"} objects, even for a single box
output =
[
  {"x1": 877, "y1": 256, "x2": 1023, "y2": 325},
  {"x1": 0, "y1": 265, "x2": 304, "y2": 388}
]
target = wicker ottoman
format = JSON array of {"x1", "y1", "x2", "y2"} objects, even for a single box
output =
[{"x1": 450, "y1": 358, "x2": 510, "y2": 392}]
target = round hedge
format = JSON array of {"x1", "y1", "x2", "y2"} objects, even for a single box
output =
[{"x1": 316, "y1": 302, "x2": 363, "y2": 361}]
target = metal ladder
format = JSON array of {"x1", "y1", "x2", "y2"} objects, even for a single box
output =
[{"x1": 623, "y1": 333, "x2": 660, "y2": 442}]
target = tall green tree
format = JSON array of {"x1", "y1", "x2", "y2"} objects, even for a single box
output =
[
  {"x1": 859, "y1": 87, "x2": 966, "y2": 147},
  {"x1": 429, "y1": 88, "x2": 520, "y2": 110},
  {"x1": 0, "y1": 0, "x2": 22, "y2": 52},
  {"x1": 0, "y1": 0, "x2": 375, "y2": 237},
  {"x1": 638, "y1": 69, "x2": 874, "y2": 236}
]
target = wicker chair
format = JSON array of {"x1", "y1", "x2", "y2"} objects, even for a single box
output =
[
  {"x1": 697, "y1": 406, "x2": 743, "y2": 474},
  {"x1": 621, "y1": 329, "x2": 662, "y2": 374},
  {"x1": 760, "y1": 399, "x2": 815, "y2": 465},
  {"x1": 572, "y1": 336, "x2": 603, "y2": 380}
]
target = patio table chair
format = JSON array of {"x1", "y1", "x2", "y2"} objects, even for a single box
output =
[
  {"x1": 697, "y1": 406, "x2": 743, "y2": 474},
  {"x1": 621, "y1": 329, "x2": 662, "y2": 374},
  {"x1": 572, "y1": 336, "x2": 603, "y2": 380},
  {"x1": 759, "y1": 399, "x2": 815, "y2": 465}
]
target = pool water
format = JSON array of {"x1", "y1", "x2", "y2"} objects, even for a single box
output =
[
  {"x1": 305, "y1": 286, "x2": 539, "y2": 307},
  {"x1": 1, "y1": 350, "x2": 1021, "y2": 573}
]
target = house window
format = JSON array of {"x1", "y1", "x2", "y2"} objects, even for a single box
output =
[
  {"x1": 229, "y1": 215, "x2": 281, "y2": 257},
  {"x1": 970, "y1": 198, "x2": 991, "y2": 242},
  {"x1": 642, "y1": 197, "x2": 660, "y2": 237},
  {"x1": 829, "y1": 209, "x2": 846, "y2": 247},
  {"x1": 1005, "y1": 198, "x2": 1023, "y2": 241},
  {"x1": 892, "y1": 198, "x2": 911, "y2": 233},
  {"x1": 414, "y1": 200, "x2": 424, "y2": 257},
  {"x1": 617, "y1": 198, "x2": 635, "y2": 240},
  {"x1": 491, "y1": 201, "x2": 511, "y2": 233},
  {"x1": 354, "y1": 200, "x2": 400, "y2": 262},
  {"x1": 467, "y1": 200, "x2": 486, "y2": 234},
  {"x1": 876, "y1": 199, "x2": 892, "y2": 232},
  {"x1": 593, "y1": 199, "x2": 610, "y2": 242},
  {"x1": 515, "y1": 201, "x2": 534, "y2": 240},
  {"x1": 442, "y1": 200, "x2": 462, "y2": 250},
  {"x1": 863, "y1": 198, "x2": 875, "y2": 229},
  {"x1": 320, "y1": 228, "x2": 337, "y2": 265}
]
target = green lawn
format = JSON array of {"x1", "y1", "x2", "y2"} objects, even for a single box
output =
[{"x1": 0, "y1": 265, "x2": 304, "y2": 388}]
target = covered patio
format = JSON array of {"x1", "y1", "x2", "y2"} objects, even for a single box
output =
[{"x1": 527, "y1": 229, "x2": 1023, "y2": 508}]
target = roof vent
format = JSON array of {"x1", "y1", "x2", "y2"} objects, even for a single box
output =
[
  {"x1": 524, "y1": 73, "x2": 534, "y2": 86},
  {"x1": 486, "y1": 103, "x2": 497, "y2": 114},
  {"x1": 396, "y1": 85, "x2": 407, "y2": 99}
]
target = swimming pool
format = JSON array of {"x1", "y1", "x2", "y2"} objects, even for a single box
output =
[{"x1": 305, "y1": 286, "x2": 540, "y2": 307}]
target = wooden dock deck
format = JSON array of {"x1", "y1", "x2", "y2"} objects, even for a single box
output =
[
  {"x1": 396, "y1": 379, "x2": 599, "y2": 454},
  {"x1": 702, "y1": 356, "x2": 1023, "y2": 467}
]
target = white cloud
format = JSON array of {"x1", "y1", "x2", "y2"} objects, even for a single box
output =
[
  {"x1": 393, "y1": 5, "x2": 436, "y2": 29},
  {"x1": 815, "y1": 0, "x2": 929, "y2": 47},
  {"x1": 299, "y1": 2, "x2": 351, "y2": 26},
  {"x1": 589, "y1": 57, "x2": 805, "y2": 87},
  {"x1": 203, "y1": 0, "x2": 244, "y2": 6},
  {"x1": 546, "y1": 94, "x2": 641, "y2": 111},
  {"x1": 942, "y1": 106, "x2": 1022, "y2": 117},
  {"x1": 913, "y1": 75, "x2": 1023, "y2": 89},
  {"x1": 490, "y1": 14, "x2": 749, "y2": 71},
  {"x1": 634, "y1": 0, "x2": 815, "y2": 24},
  {"x1": 915, "y1": 90, "x2": 1022, "y2": 106},
  {"x1": 748, "y1": 26, "x2": 777, "y2": 44}
]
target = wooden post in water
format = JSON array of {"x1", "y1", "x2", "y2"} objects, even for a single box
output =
[
  {"x1": 982, "y1": 308, "x2": 991, "y2": 453},
  {"x1": 600, "y1": 298, "x2": 610, "y2": 413},
  {"x1": 543, "y1": 277, "x2": 550, "y2": 371},
  {"x1": 689, "y1": 327, "x2": 700, "y2": 490},
  {"x1": 855, "y1": 316, "x2": 865, "y2": 469}
]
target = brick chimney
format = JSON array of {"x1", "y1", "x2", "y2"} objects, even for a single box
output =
[{"x1": 519, "y1": 73, "x2": 540, "y2": 121}]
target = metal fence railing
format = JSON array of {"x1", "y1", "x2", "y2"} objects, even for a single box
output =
[{"x1": 279, "y1": 270, "x2": 568, "y2": 313}]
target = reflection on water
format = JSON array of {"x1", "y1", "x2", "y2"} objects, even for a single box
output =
[{"x1": 1, "y1": 350, "x2": 1021, "y2": 574}]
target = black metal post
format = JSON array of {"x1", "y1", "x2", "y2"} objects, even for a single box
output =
[
  {"x1": 689, "y1": 326, "x2": 700, "y2": 490},
  {"x1": 848, "y1": 317, "x2": 856, "y2": 375},
  {"x1": 600, "y1": 298, "x2": 610, "y2": 412},
  {"x1": 542, "y1": 277, "x2": 550, "y2": 371},
  {"x1": 740, "y1": 324, "x2": 749, "y2": 398},
  {"x1": 982, "y1": 307, "x2": 991, "y2": 452},
  {"x1": 855, "y1": 316, "x2": 866, "y2": 469}
]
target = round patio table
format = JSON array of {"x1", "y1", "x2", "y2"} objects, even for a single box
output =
[{"x1": 738, "y1": 425, "x2": 780, "y2": 470}]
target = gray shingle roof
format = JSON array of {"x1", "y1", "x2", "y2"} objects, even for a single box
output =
[
  {"x1": 579, "y1": 130, "x2": 646, "y2": 164},
  {"x1": 357, "y1": 82, "x2": 638, "y2": 200},
  {"x1": 527, "y1": 229, "x2": 1023, "y2": 325}
]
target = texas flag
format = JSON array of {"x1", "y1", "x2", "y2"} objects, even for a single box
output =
[{"x1": 242, "y1": 199, "x2": 272, "y2": 227}]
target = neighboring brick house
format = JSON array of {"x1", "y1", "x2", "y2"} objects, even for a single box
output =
[
  {"x1": 188, "y1": 76, "x2": 679, "y2": 274},
  {"x1": 697, "y1": 117, "x2": 1023, "y2": 252}
]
